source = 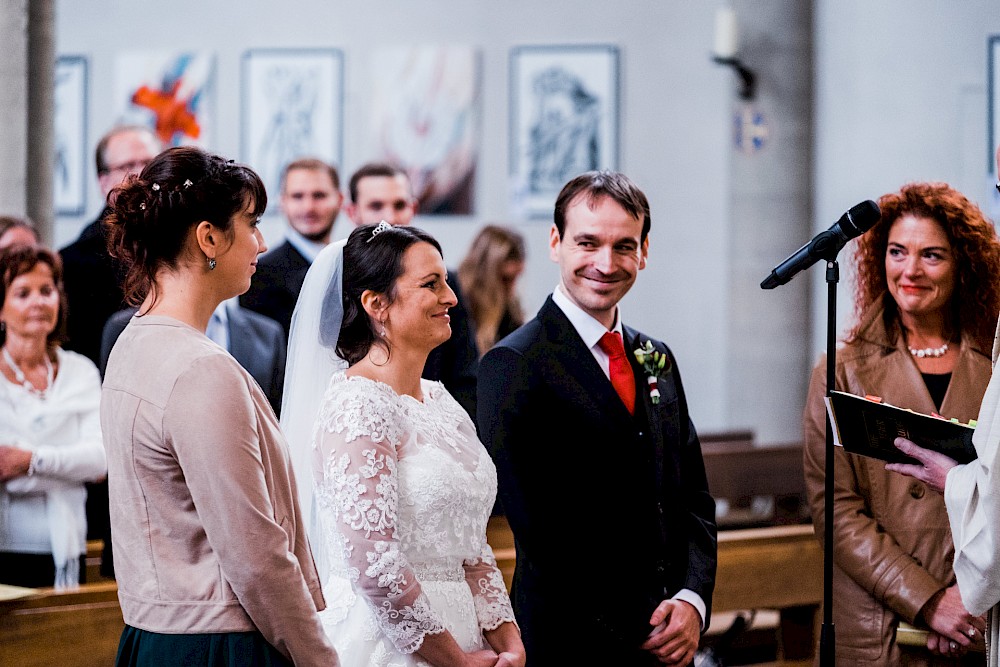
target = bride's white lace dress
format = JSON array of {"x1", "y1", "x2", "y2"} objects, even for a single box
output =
[{"x1": 312, "y1": 371, "x2": 517, "y2": 666}]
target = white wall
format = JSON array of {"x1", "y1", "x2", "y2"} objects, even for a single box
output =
[
  {"x1": 55, "y1": 0, "x2": 733, "y2": 433},
  {"x1": 54, "y1": 0, "x2": 1000, "y2": 443},
  {"x1": 813, "y1": 0, "x2": 1000, "y2": 357}
]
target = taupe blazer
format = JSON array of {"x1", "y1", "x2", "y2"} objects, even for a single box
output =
[{"x1": 101, "y1": 315, "x2": 338, "y2": 666}]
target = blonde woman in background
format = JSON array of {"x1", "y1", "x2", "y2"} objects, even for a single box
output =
[{"x1": 457, "y1": 224, "x2": 526, "y2": 357}]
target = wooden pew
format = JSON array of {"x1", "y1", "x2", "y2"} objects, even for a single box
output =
[
  {"x1": 485, "y1": 518, "x2": 822, "y2": 666},
  {"x1": 0, "y1": 582, "x2": 123, "y2": 667},
  {"x1": 714, "y1": 524, "x2": 822, "y2": 664},
  {"x1": 85, "y1": 539, "x2": 109, "y2": 584},
  {"x1": 487, "y1": 516, "x2": 516, "y2": 592},
  {"x1": 702, "y1": 439, "x2": 810, "y2": 529}
]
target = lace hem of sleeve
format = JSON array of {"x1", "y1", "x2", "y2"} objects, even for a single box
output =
[
  {"x1": 471, "y1": 567, "x2": 517, "y2": 631},
  {"x1": 465, "y1": 547, "x2": 517, "y2": 631},
  {"x1": 372, "y1": 596, "x2": 447, "y2": 654}
]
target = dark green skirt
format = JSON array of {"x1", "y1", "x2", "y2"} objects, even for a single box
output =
[{"x1": 116, "y1": 625, "x2": 292, "y2": 666}]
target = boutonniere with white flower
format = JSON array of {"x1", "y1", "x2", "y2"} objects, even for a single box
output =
[{"x1": 634, "y1": 340, "x2": 671, "y2": 404}]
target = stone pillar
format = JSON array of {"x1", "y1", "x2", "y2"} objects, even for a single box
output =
[
  {"x1": 0, "y1": 0, "x2": 54, "y2": 245},
  {"x1": 27, "y1": 0, "x2": 55, "y2": 245},
  {"x1": 726, "y1": 0, "x2": 814, "y2": 444},
  {"x1": 0, "y1": 1, "x2": 29, "y2": 218}
]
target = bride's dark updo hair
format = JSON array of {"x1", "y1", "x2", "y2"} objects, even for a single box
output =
[
  {"x1": 334, "y1": 223, "x2": 442, "y2": 365},
  {"x1": 104, "y1": 146, "x2": 266, "y2": 305}
]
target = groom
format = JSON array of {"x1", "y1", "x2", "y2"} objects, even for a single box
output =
[{"x1": 477, "y1": 170, "x2": 717, "y2": 666}]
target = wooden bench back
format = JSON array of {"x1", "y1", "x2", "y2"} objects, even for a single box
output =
[
  {"x1": 0, "y1": 582, "x2": 123, "y2": 667},
  {"x1": 701, "y1": 437, "x2": 809, "y2": 528}
]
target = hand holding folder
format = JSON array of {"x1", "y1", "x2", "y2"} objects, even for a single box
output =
[{"x1": 824, "y1": 391, "x2": 976, "y2": 465}]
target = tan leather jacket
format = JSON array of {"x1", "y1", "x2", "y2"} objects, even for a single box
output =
[{"x1": 803, "y1": 303, "x2": 992, "y2": 665}]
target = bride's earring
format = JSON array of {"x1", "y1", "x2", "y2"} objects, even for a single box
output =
[{"x1": 369, "y1": 319, "x2": 391, "y2": 366}]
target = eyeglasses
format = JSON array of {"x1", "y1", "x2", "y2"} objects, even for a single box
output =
[{"x1": 102, "y1": 159, "x2": 150, "y2": 175}]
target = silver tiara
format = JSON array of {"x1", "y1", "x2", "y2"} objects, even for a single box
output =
[{"x1": 366, "y1": 220, "x2": 392, "y2": 243}]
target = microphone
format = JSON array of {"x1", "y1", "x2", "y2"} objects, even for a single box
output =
[{"x1": 760, "y1": 200, "x2": 880, "y2": 289}]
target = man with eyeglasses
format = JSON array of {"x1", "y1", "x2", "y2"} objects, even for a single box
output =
[
  {"x1": 58, "y1": 124, "x2": 161, "y2": 580},
  {"x1": 60, "y1": 125, "x2": 161, "y2": 366}
]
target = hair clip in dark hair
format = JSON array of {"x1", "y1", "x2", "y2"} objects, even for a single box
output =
[
  {"x1": 139, "y1": 202, "x2": 146, "y2": 210},
  {"x1": 366, "y1": 220, "x2": 392, "y2": 243},
  {"x1": 183, "y1": 179, "x2": 193, "y2": 189},
  {"x1": 151, "y1": 183, "x2": 160, "y2": 191}
]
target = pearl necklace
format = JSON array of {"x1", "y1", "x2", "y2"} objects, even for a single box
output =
[
  {"x1": 908, "y1": 342, "x2": 949, "y2": 359},
  {"x1": 2, "y1": 346, "x2": 54, "y2": 397}
]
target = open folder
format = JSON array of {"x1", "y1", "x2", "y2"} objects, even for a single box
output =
[{"x1": 824, "y1": 390, "x2": 977, "y2": 464}]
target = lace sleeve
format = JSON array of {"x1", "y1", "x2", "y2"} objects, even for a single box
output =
[
  {"x1": 315, "y1": 384, "x2": 445, "y2": 654},
  {"x1": 463, "y1": 536, "x2": 517, "y2": 631}
]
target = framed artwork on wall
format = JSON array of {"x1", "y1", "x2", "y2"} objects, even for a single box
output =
[
  {"x1": 242, "y1": 48, "x2": 344, "y2": 212},
  {"x1": 114, "y1": 51, "x2": 215, "y2": 148},
  {"x1": 364, "y1": 45, "x2": 481, "y2": 216},
  {"x1": 54, "y1": 55, "x2": 88, "y2": 216},
  {"x1": 509, "y1": 44, "x2": 620, "y2": 218}
]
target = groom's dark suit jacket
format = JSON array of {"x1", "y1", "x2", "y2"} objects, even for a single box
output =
[{"x1": 478, "y1": 296, "x2": 717, "y2": 665}]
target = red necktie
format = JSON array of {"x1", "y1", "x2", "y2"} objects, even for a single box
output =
[{"x1": 598, "y1": 331, "x2": 635, "y2": 415}]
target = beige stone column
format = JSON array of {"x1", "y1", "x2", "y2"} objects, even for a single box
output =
[
  {"x1": 27, "y1": 0, "x2": 55, "y2": 245},
  {"x1": 0, "y1": 1, "x2": 29, "y2": 219},
  {"x1": 0, "y1": 0, "x2": 54, "y2": 245}
]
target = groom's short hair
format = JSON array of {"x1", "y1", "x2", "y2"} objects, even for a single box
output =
[{"x1": 553, "y1": 170, "x2": 651, "y2": 242}]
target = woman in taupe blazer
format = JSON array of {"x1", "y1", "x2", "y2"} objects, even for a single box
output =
[
  {"x1": 803, "y1": 181, "x2": 1000, "y2": 665},
  {"x1": 101, "y1": 146, "x2": 339, "y2": 666}
]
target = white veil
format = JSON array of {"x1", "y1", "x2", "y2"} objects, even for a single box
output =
[{"x1": 280, "y1": 238, "x2": 348, "y2": 577}]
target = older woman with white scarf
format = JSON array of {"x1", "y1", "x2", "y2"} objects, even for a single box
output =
[{"x1": 0, "y1": 244, "x2": 106, "y2": 590}]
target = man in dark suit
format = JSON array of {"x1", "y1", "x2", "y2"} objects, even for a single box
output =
[
  {"x1": 477, "y1": 171, "x2": 717, "y2": 666},
  {"x1": 240, "y1": 158, "x2": 343, "y2": 337},
  {"x1": 346, "y1": 162, "x2": 479, "y2": 419},
  {"x1": 101, "y1": 300, "x2": 287, "y2": 416},
  {"x1": 60, "y1": 124, "x2": 162, "y2": 366}
]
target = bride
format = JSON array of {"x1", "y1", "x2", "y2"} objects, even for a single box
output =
[{"x1": 281, "y1": 222, "x2": 524, "y2": 667}]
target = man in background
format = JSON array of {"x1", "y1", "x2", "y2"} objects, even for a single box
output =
[
  {"x1": 59, "y1": 124, "x2": 161, "y2": 579},
  {"x1": 346, "y1": 161, "x2": 478, "y2": 419},
  {"x1": 241, "y1": 157, "x2": 343, "y2": 337},
  {"x1": 60, "y1": 125, "x2": 162, "y2": 365}
]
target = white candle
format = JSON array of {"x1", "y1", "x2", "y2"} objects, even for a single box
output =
[{"x1": 714, "y1": 7, "x2": 738, "y2": 59}]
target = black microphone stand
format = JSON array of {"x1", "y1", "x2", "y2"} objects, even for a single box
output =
[
  {"x1": 820, "y1": 257, "x2": 838, "y2": 667},
  {"x1": 760, "y1": 201, "x2": 881, "y2": 665}
]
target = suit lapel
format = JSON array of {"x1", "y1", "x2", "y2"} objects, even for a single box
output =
[
  {"x1": 625, "y1": 327, "x2": 666, "y2": 488},
  {"x1": 281, "y1": 243, "x2": 312, "y2": 294},
  {"x1": 538, "y1": 299, "x2": 634, "y2": 426}
]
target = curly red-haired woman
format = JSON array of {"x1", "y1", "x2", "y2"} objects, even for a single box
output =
[{"x1": 803, "y1": 181, "x2": 1000, "y2": 664}]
